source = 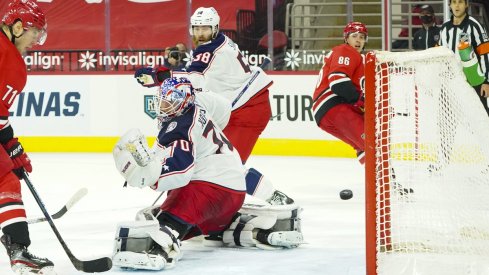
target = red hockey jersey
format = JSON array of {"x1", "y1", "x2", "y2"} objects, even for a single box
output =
[
  {"x1": 312, "y1": 43, "x2": 364, "y2": 124},
  {"x1": 0, "y1": 32, "x2": 27, "y2": 130}
]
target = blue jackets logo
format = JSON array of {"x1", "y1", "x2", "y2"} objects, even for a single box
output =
[
  {"x1": 144, "y1": 95, "x2": 157, "y2": 119},
  {"x1": 9, "y1": 92, "x2": 80, "y2": 117}
]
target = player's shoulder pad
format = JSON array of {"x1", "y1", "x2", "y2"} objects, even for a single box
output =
[
  {"x1": 336, "y1": 43, "x2": 358, "y2": 54},
  {"x1": 332, "y1": 44, "x2": 362, "y2": 62},
  {"x1": 157, "y1": 106, "x2": 196, "y2": 145},
  {"x1": 188, "y1": 33, "x2": 226, "y2": 73}
]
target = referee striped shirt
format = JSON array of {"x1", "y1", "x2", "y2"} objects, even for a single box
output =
[{"x1": 439, "y1": 15, "x2": 489, "y2": 82}]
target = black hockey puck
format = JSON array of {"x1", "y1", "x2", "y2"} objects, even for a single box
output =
[{"x1": 340, "y1": 189, "x2": 353, "y2": 200}]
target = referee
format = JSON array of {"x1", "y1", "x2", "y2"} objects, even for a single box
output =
[{"x1": 439, "y1": 0, "x2": 489, "y2": 115}]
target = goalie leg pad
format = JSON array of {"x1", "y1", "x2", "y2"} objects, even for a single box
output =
[
  {"x1": 220, "y1": 203, "x2": 304, "y2": 249},
  {"x1": 240, "y1": 203, "x2": 303, "y2": 232},
  {"x1": 112, "y1": 251, "x2": 166, "y2": 271},
  {"x1": 113, "y1": 220, "x2": 181, "y2": 270},
  {"x1": 222, "y1": 213, "x2": 277, "y2": 247},
  {"x1": 135, "y1": 206, "x2": 195, "y2": 240},
  {"x1": 221, "y1": 212, "x2": 304, "y2": 249}
]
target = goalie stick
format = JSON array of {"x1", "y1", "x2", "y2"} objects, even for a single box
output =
[
  {"x1": 28, "y1": 187, "x2": 88, "y2": 224},
  {"x1": 231, "y1": 57, "x2": 271, "y2": 108},
  {"x1": 22, "y1": 171, "x2": 112, "y2": 273},
  {"x1": 151, "y1": 191, "x2": 166, "y2": 206}
]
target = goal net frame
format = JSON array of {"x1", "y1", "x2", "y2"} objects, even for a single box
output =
[{"x1": 364, "y1": 47, "x2": 489, "y2": 275}]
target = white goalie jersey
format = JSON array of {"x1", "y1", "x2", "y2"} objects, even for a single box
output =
[
  {"x1": 151, "y1": 103, "x2": 246, "y2": 192},
  {"x1": 114, "y1": 100, "x2": 243, "y2": 192}
]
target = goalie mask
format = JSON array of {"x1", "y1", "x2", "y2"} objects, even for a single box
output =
[
  {"x1": 189, "y1": 7, "x2": 220, "y2": 39},
  {"x1": 155, "y1": 77, "x2": 195, "y2": 123},
  {"x1": 2, "y1": 0, "x2": 47, "y2": 45}
]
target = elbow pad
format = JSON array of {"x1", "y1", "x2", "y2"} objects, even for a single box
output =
[
  {"x1": 330, "y1": 80, "x2": 359, "y2": 103},
  {"x1": 0, "y1": 125, "x2": 14, "y2": 145}
]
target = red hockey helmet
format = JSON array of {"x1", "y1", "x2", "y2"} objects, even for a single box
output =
[
  {"x1": 2, "y1": 0, "x2": 47, "y2": 45},
  {"x1": 343, "y1": 22, "x2": 368, "y2": 42}
]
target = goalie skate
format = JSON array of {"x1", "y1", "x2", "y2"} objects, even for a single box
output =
[
  {"x1": 257, "y1": 230, "x2": 304, "y2": 248},
  {"x1": 266, "y1": 190, "x2": 295, "y2": 205},
  {"x1": 1, "y1": 235, "x2": 56, "y2": 275}
]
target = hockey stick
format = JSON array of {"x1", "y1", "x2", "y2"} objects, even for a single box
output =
[
  {"x1": 231, "y1": 57, "x2": 272, "y2": 108},
  {"x1": 22, "y1": 171, "x2": 112, "y2": 273},
  {"x1": 270, "y1": 112, "x2": 284, "y2": 120},
  {"x1": 151, "y1": 191, "x2": 166, "y2": 206},
  {"x1": 28, "y1": 187, "x2": 88, "y2": 224}
]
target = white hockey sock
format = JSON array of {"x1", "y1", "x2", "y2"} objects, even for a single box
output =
[{"x1": 245, "y1": 168, "x2": 275, "y2": 201}]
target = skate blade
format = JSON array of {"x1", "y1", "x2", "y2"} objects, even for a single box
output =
[
  {"x1": 38, "y1": 266, "x2": 56, "y2": 275},
  {"x1": 13, "y1": 265, "x2": 56, "y2": 275}
]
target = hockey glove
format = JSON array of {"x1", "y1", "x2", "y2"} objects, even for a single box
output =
[
  {"x1": 3, "y1": 138, "x2": 32, "y2": 178},
  {"x1": 113, "y1": 129, "x2": 161, "y2": 189},
  {"x1": 134, "y1": 66, "x2": 171, "y2": 88},
  {"x1": 353, "y1": 92, "x2": 365, "y2": 113}
]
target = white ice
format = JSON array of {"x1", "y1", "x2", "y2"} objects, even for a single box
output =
[{"x1": 0, "y1": 154, "x2": 365, "y2": 275}]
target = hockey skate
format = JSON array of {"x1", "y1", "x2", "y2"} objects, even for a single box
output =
[
  {"x1": 390, "y1": 168, "x2": 414, "y2": 198},
  {"x1": 482, "y1": 164, "x2": 489, "y2": 175},
  {"x1": 266, "y1": 190, "x2": 295, "y2": 205},
  {"x1": 256, "y1": 230, "x2": 304, "y2": 249},
  {"x1": 1, "y1": 235, "x2": 55, "y2": 275},
  {"x1": 148, "y1": 241, "x2": 181, "y2": 269},
  {"x1": 427, "y1": 163, "x2": 444, "y2": 175}
]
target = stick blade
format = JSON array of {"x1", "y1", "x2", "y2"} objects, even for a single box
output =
[
  {"x1": 52, "y1": 187, "x2": 88, "y2": 219},
  {"x1": 65, "y1": 187, "x2": 88, "y2": 209},
  {"x1": 73, "y1": 257, "x2": 112, "y2": 273}
]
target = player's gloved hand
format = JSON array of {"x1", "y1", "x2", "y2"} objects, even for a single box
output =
[
  {"x1": 135, "y1": 67, "x2": 159, "y2": 87},
  {"x1": 353, "y1": 92, "x2": 365, "y2": 113},
  {"x1": 2, "y1": 138, "x2": 32, "y2": 178},
  {"x1": 134, "y1": 66, "x2": 171, "y2": 88}
]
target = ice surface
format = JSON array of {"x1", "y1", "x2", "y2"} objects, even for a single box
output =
[{"x1": 0, "y1": 154, "x2": 365, "y2": 275}]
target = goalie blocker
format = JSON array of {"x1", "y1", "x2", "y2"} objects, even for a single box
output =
[{"x1": 112, "y1": 203, "x2": 303, "y2": 271}]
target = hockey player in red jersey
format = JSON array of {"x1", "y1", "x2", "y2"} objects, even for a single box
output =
[
  {"x1": 134, "y1": 7, "x2": 295, "y2": 206},
  {"x1": 0, "y1": 0, "x2": 54, "y2": 274},
  {"x1": 112, "y1": 78, "x2": 303, "y2": 270},
  {"x1": 312, "y1": 22, "x2": 367, "y2": 164}
]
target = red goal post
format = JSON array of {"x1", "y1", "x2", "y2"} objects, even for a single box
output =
[{"x1": 364, "y1": 47, "x2": 489, "y2": 275}]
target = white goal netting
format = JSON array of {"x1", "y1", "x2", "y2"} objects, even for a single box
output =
[{"x1": 368, "y1": 47, "x2": 489, "y2": 275}]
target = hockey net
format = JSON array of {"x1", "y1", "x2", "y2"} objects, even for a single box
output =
[{"x1": 365, "y1": 47, "x2": 489, "y2": 275}]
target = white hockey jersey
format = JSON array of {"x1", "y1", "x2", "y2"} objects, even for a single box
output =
[
  {"x1": 175, "y1": 33, "x2": 273, "y2": 110},
  {"x1": 194, "y1": 91, "x2": 230, "y2": 130},
  {"x1": 152, "y1": 104, "x2": 246, "y2": 192}
]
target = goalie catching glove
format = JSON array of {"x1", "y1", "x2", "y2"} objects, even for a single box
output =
[{"x1": 113, "y1": 128, "x2": 161, "y2": 188}]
